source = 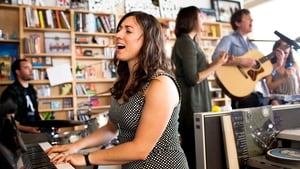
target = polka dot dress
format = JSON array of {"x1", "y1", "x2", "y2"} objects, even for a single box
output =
[{"x1": 109, "y1": 72, "x2": 189, "y2": 169}]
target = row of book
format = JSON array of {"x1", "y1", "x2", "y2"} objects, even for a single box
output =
[
  {"x1": 24, "y1": 32, "x2": 72, "y2": 54},
  {"x1": 74, "y1": 13, "x2": 115, "y2": 33},
  {"x1": 39, "y1": 98, "x2": 73, "y2": 110},
  {"x1": 24, "y1": 7, "x2": 70, "y2": 29},
  {"x1": 76, "y1": 83, "x2": 96, "y2": 96},
  {"x1": 23, "y1": 34, "x2": 41, "y2": 54}
]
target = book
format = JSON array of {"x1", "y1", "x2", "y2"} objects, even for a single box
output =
[
  {"x1": 103, "y1": 15, "x2": 112, "y2": 33},
  {"x1": 85, "y1": 13, "x2": 96, "y2": 33},
  {"x1": 109, "y1": 14, "x2": 116, "y2": 32},
  {"x1": 25, "y1": 7, "x2": 35, "y2": 28},
  {"x1": 99, "y1": 15, "x2": 109, "y2": 33},
  {"x1": 78, "y1": 13, "x2": 83, "y2": 32},
  {"x1": 85, "y1": 83, "x2": 96, "y2": 95},
  {"x1": 55, "y1": 10, "x2": 62, "y2": 29},
  {"x1": 73, "y1": 13, "x2": 79, "y2": 31},
  {"x1": 32, "y1": 8, "x2": 40, "y2": 28},
  {"x1": 30, "y1": 33, "x2": 41, "y2": 54},
  {"x1": 95, "y1": 16, "x2": 105, "y2": 33},
  {"x1": 45, "y1": 9, "x2": 54, "y2": 28},
  {"x1": 63, "y1": 98, "x2": 73, "y2": 108},
  {"x1": 60, "y1": 11, "x2": 71, "y2": 29},
  {"x1": 31, "y1": 56, "x2": 44, "y2": 66},
  {"x1": 82, "y1": 13, "x2": 86, "y2": 31},
  {"x1": 38, "y1": 10, "x2": 45, "y2": 28},
  {"x1": 42, "y1": 9, "x2": 48, "y2": 28},
  {"x1": 52, "y1": 10, "x2": 57, "y2": 28}
]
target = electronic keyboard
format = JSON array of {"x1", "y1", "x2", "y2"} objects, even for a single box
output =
[{"x1": 17, "y1": 142, "x2": 74, "y2": 169}]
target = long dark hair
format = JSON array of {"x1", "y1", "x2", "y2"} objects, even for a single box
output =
[
  {"x1": 111, "y1": 11, "x2": 169, "y2": 101},
  {"x1": 174, "y1": 6, "x2": 200, "y2": 37}
]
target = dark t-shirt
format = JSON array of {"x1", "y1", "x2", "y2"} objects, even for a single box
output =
[{"x1": 0, "y1": 81, "x2": 41, "y2": 124}]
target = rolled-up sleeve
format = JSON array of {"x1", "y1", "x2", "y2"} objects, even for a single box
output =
[{"x1": 212, "y1": 35, "x2": 232, "y2": 61}]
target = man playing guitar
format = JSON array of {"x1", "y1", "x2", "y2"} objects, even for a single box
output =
[{"x1": 212, "y1": 9, "x2": 268, "y2": 109}]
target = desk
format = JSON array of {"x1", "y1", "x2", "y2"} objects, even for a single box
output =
[
  {"x1": 277, "y1": 128, "x2": 300, "y2": 141},
  {"x1": 248, "y1": 155, "x2": 300, "y2": 169}
]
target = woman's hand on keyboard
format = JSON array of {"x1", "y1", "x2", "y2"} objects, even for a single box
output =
[
  {"x1": 46, "y1": 143, "x2": 79, "y2": 163},
  {"x1": 46, "y1": 144, "x2": 78, "y2": 155},
  {"x1": 52, "y1": 153, "x2": 86, "y2": 166}
]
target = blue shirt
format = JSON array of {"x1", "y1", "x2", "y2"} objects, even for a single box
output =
[{"x1": 212, "y1": 31, "x2": 257, "y2": 60}]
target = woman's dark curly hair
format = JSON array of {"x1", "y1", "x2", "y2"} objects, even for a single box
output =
[{"x1": 111, "y1": 11, "x2": 170, "y2": 101}]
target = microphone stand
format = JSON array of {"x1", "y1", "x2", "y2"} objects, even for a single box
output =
[{"x1": 10, "y1": 116, "x2": 27, "y2": 152}]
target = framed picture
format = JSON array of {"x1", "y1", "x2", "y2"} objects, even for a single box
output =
[
  {"x1": 44, "y1": 32, "x2": 71, "y2": 54},
  {"x1": 212, "y1": 0, "x2": 241, "y2": 22},
  {"x1": 45, "y1": 56, "x2": 52, "y2": 66},
  {"x1": 200, "y1": 8, "x2": 217, "y2": 22}
]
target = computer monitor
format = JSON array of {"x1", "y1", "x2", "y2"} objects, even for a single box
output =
[{"x1": 194, "y1": 104, "x2": 300, "y2": 169}]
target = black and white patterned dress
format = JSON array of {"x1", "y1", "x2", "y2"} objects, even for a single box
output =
[{"x1": 108, "y1": 72, "x2": 189, "y2": 169}]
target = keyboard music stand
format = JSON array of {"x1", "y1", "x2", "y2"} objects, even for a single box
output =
[{"x1": 23, "y1": 120, "x2": 85, "y2": 145}]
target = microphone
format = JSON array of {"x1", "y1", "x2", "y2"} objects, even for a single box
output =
[
  {"x1": 0, "y1": 99, "x2": 17, "y2": 117},
  {"x1": 274, "y1": 30, "x2": 300, "y2": 50},
  {"x1": 0, "y1": 99, "x2": 27, "y2": 152}
]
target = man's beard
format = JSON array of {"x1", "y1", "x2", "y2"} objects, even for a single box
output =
[{"x1": 21, "y1": 74, "x2": 33, "y2": 81}]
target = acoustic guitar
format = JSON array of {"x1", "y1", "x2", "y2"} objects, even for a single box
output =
[{"x1": 215, "y1": 50, "x2": 274, "y2": 99}]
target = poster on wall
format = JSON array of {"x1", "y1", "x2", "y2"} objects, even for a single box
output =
[
  {"x1": 159, "y1": 0, "x2": 180, "y2": 19},
  {"x1": 0, "y1": 43, "x2": 18, "y2": 80},
  {"x1": 125, "y1": 0, "x2": 161, "y2": 18},
  {"x1": 211, "y1": 0, "x2": 241, "y2": 22}
]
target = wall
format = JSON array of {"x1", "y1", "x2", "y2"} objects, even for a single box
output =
[
  {"x1": 174, "y1": 0, "x2": 243, "y2": 9},
  {"x1": 176, "y1": 0, "x2": 212, "y2": 8},
  {"x1": 250, "y1": 0, "x2": 300, "y2": 56}
]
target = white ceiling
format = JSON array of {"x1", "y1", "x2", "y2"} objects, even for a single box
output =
[{"x1": 244, "y1": 0, "x2": 272, "y2": 8}]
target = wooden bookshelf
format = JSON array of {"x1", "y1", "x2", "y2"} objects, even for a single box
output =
[
  {"x1": 0, "y1": 4, "x2": 116, "y2": 122},
  {"x1": 0, "y1": 4, "x2": 233, "y2": 121}
]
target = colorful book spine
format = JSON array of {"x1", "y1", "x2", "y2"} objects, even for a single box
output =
[
  {"x1": 38, "y1": 10, "x2": 45, "y2": 28},
  {"x1": 55, "y1": 10, "x2": 62, "y2": 28},
  {"x1": 60, "y1": 11, "x2": 70, "y2": 29}
]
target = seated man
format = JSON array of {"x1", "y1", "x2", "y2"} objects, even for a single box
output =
[{"x1": 0, "y1": 59, "x2": 44, "y2": 133}]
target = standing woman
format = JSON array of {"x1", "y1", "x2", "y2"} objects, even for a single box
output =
[
  {"x1": 171, "y1": 6, "x2": 228, "y2": 169},
  {"x1": 47, "y1": 11, "x2": 189, "y2": 169}
]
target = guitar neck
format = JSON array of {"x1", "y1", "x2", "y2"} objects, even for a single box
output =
[
  {"x1": 259, "y1": 52, "x2": 274, "y2": 64},
  {"x1": 260, "y1": 45, "x2": 290, "y2": 64}
]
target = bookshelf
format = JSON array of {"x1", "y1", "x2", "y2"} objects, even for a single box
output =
[
  {"x1": 196, "y1": 22, "x2": 232, "y2": 107},
  {"x1": 0, "y1": 4, "x2": 116, "y2": 122},
  {"x1": 0, "y1": 4, "x2": 20, "y2": 93},
  {"x1": 20, "y1": 5, "x2": 74, "y2": 120},
  {"x1": 157, "y1": 17, "x2": 176, "y2": 59},
  {"x1": 0, "y1": 3, "x2": 233, "y2": 122},
  {"x1": 71, "y1": 9, "x2": 116, "y2": 121}
]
